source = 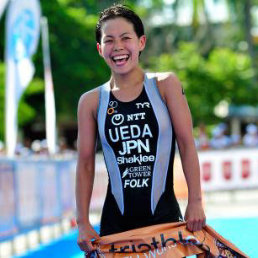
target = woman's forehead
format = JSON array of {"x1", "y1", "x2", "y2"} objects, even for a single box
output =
[{"x1": 101, "y1": 17, "x2": 134, "y2": 36}]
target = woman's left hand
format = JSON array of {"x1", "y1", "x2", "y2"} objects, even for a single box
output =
[{"x1": 184, "y1": 201, "x2": 206, "y2": 232}]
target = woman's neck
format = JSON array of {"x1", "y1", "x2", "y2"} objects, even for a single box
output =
[{"x1": 110, "y1": 67, "x2": 144, "y2": 91}]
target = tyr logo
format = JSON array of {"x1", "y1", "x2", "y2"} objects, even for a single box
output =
[{"x1": 136, "y1": 102, "x2": 150, "y2": 109}]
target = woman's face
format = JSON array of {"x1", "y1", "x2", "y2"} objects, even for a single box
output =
[{"x1": 97, "y1": 17, "x2": 146, "y2": 75}]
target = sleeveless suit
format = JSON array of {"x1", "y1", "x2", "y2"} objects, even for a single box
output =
[{"x1": 97, "y1": 73, "x2": 183, "y2": 236}]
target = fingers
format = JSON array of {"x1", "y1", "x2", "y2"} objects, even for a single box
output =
[
  {"x1": 77, "y1": 222, "x2": 101, "y2": 255},
  {"x1": 78, "y1": 238, "x2": 95, "y2": 253},
  {"x1": 186, "y1": 217, "x2": 206, "y2": 232},
  {"x1": 77, "y1": 228, "x2": 100, "y2": 253},
  {"x1": 85, "y1": 225, "x2": 100, "y2": 241},
  {"x1": 91, "y1": 229, "x2": 100, "y2": 240}
]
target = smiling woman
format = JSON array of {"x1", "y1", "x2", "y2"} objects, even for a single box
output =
[
  {"x1": 75, "y1": 4, "x2": 206, "y2": 256},
  {"x1": 96, "y1": 17, "x2": 146, "y2": 75}
]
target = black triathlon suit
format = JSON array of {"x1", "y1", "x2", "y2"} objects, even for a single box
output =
[{"x1": 97, "y1": 73, "x2": 183, "y2": 236}]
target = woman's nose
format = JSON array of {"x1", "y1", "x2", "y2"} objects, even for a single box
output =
[{"x1": 113, "y1": 40, "x2": 123, "y2": 51}]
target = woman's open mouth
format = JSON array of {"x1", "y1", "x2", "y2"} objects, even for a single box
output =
[{"x1": 111, "y1": 54, "x2": 130, "y2": 66}]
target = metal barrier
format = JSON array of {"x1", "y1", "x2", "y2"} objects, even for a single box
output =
[
  {"x1": 199, "y1": 148, "x2": 258, "y2": 191},
  {"x1": 0, "y1": 148, "x2": 257, "y2": 255},
  {"x1": 0, "y1": 158, "x2": 77, "y2": 242}
]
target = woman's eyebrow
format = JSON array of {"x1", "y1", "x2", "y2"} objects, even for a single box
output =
[
  {"x1": 104, "y1": 32, "x2": 131, "y2": 38},
  {"x1": 120, "y1": 32, "x2": 131, "y2": 37}
]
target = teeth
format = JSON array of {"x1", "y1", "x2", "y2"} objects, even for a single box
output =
[{"x1": 113, "y1": 55, "x2": 128, "y2": 61}]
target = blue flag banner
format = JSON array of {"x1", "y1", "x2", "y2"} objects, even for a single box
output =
[{"x1": 5, "y1": 0, "x2": 41, "y2": 157}]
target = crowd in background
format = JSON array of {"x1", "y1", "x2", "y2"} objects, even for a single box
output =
[
  {"x1": 196, "y1": 123, "x2": 258, "y2": 150},
  {"x1": 0, "y1": 137, "x2": 76, "y2": 158},
  {"x1": 0, "y1": 123, "x2": 258, "y2": 157}
]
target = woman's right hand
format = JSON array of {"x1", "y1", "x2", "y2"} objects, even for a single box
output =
[{"x1": 77, "y1": 222, "x2": 100, "y2": 254}]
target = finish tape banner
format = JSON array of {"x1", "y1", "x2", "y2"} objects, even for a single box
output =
[{"x1": 92, "y1": 222, "x2": 248, "y2": 257}]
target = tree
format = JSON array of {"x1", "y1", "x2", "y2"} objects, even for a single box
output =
[
  {"x1": 225, "y1": 0, "x2": 257, "y2": 82},
  {"x1": 147, "y1": 42, "x2": 256, "y2": 125},
  {"x1": 1, "y1": 0, "x2": 257, "y2": 141},
  {"x1": 0, "y1": 0, "x2": 142, "y2": 142}
]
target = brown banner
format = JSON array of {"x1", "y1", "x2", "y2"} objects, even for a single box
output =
[{"x1": 91, "y1": 222, "x2": 248, "y2": 257}]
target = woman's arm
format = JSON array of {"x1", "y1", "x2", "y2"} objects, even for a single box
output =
[
  {"x1": 76, "y1": 89, "x2": 100, "y2": 252},
  {"x1": 157, "y1": 72, "x2": 206, "y2": 232}
]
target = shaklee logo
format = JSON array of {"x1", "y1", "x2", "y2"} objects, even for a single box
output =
[
  {"x1": 108, "y1": 231, "x2": 202, "y2": 253},
  {"x1": 117, "y1": 154, "x2": 155, "y2": 165}
]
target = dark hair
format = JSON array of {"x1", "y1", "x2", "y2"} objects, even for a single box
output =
[{"x1": 96, "y1": 4, "x2": 145, "y2": 44}]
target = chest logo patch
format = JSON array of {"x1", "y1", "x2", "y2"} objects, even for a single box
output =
[
  {"x1": 111, "y1": 114, "x2": 124, "y2": 126},
  {"x1": 122, "y1": 166, "x2": 151, "y2": 188},
  {"x1": 136, "y1": 102, "x2": 150, "y2": 109},
  {"x1": 109, "y1": 100, "x2": 118, "y2": 108}
]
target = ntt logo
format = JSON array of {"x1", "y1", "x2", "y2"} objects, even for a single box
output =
[{"x1": 111, "y1": 114, "x2": 124, "y2": 126}]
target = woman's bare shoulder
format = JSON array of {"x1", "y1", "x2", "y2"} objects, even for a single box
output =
[
  {"x1": 78, "y1": 87, "x2": 100, "y2": 120},
  {"x1": 153, "y1": 72, "x2": 182, "y2": 101},
  {"x1": 155, "y1": 72, "x2": 180, "y2": 86}
]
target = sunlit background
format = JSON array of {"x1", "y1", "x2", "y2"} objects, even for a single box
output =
[{"x1": 0, "y1": 0, "x2": 258, "y2": 257}]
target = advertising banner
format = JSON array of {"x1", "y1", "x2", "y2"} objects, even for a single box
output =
[
  {"x1": 15, "y1": 161, "x2": 41, "y2": 231},
  {"x1": 199, "y1": 148, "x2": 258, "y2": 191},
  {"x1": 39, "y1": 162, "x2": 61, "y2": 224},
  {"x1": 0, "y1": 160, "x2": 17, "y2": 240},
  {"x1": 90, "y1": 154, "x2": 108, "y2": 211},
  {"x1": 58, "y1": 161, "x2": 74, "y2": 217},
  {"x1": 69, "y1": 161, "x2": 77, "y2": 210}
]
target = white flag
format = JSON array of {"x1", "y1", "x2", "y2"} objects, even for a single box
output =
[
  {"x1": 5, "y1": 0, "x2": 41, "y2": 157},
  {"x1": 0, "y1": 0, "x2": 10, "y2": 19},
  {"x1": 41, "y1": 17, "x2": 57, "y2": 155}
]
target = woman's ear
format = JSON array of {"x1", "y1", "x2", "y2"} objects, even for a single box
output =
[
  {"x1": 139, "y1": 35, "x2": 146, "y2": 52},
  {"x1": 97, "y1": 43, "x2": 103, "y2": 56}
]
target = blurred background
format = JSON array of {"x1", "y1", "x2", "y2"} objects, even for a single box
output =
[{"x1": 0, "y1": 0, "x2": 258, "y2": 257}]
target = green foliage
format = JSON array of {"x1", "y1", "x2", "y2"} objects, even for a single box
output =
[
  {"x1": 0, "y1": 63, "x2": 4, "y2": 140},
  {"x1": 207, "y1": 48, "x2": 255, "y2": 104},
  {"x1": 36, "y1": 0, "x2": 110, "y2": 122},
  {"x1": 0, "y1": 63, "x2": 44, "y2": 141},
  {"x1": 147, "y1": 42, "x2": 256, "y2": 125},
  {"x1": 1, "y1": 0, "x2": 257, "y2": 141},
  {"x1": 35, "y1": 0, "x2": 139, "y2": 123},
  {"x1": 1, "y1": 0, "x2": 141, "y2": 141},
  {"x1": 18, "y1": 78, "x2": 45, "y2": 125}
]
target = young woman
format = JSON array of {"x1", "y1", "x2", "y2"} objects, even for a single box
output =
[{"x1": 76, "y1": 4, "x2": 206, "y2": 254}]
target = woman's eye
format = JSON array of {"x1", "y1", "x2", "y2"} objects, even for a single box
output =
[{"x1": 104, "y1": 40, "x2": 112, "y2": 43}]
